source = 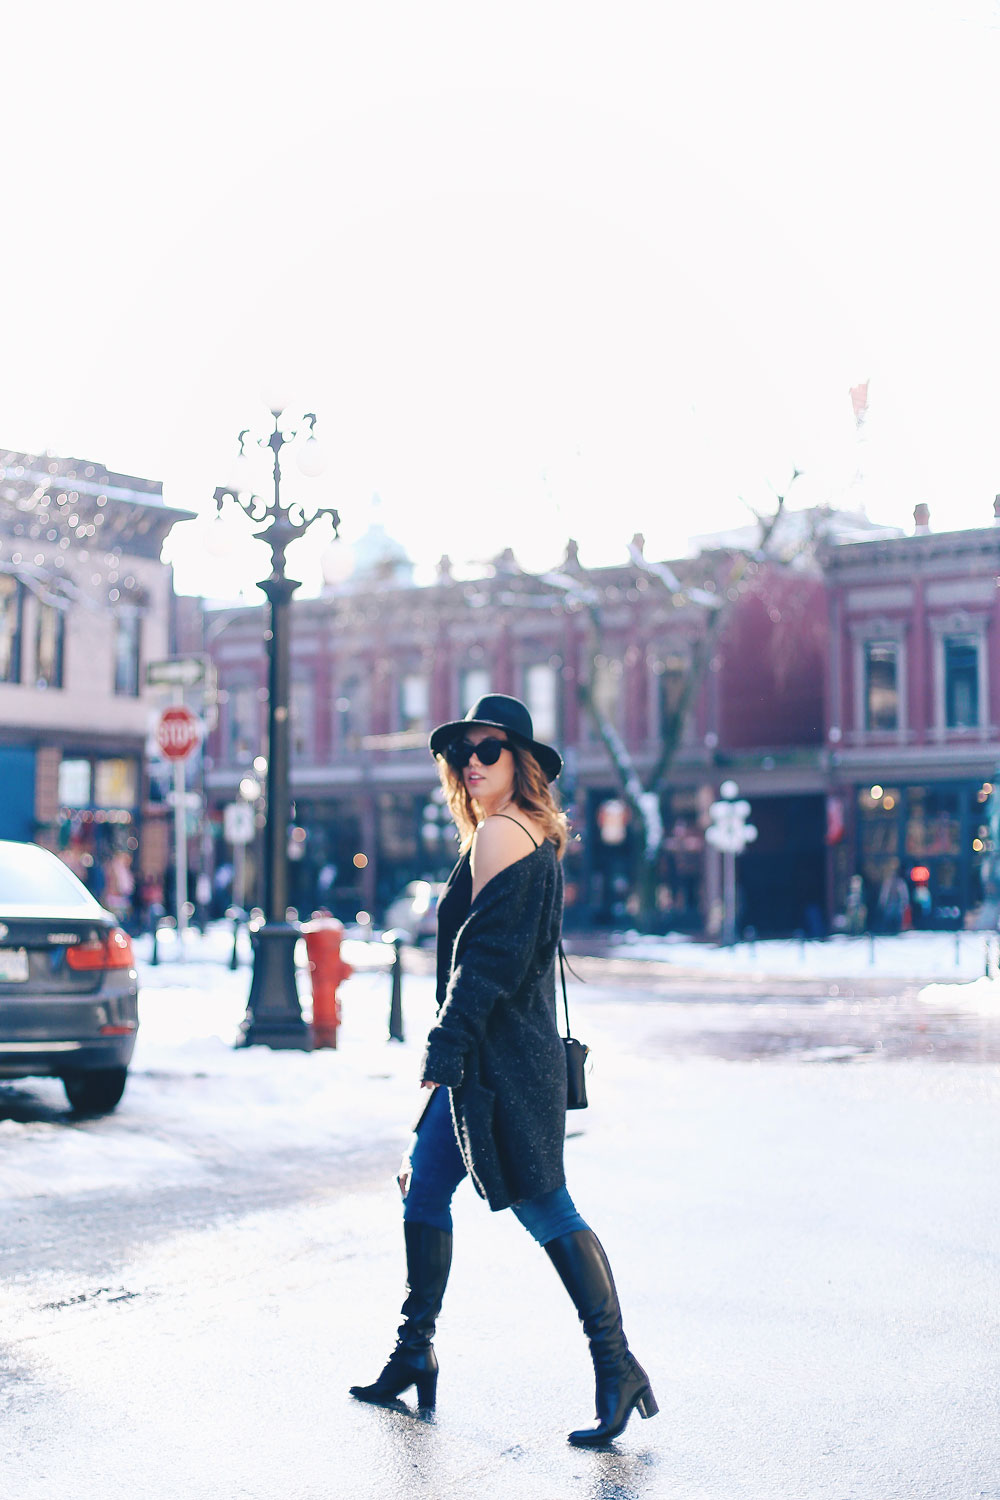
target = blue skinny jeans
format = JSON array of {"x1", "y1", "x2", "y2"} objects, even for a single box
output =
[{"x1": 402, "y1": 1084, "x2": 589, "y2": 1245}]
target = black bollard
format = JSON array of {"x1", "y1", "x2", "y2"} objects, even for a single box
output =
[
  {"x1": 389, "y1": 938, "x2": 405, "y2": 1042},
  {"x1": 225, "y1": 906, "x2": 245, "y2": 970},
  {"x1": 149, "y1": 904, "x2": 165, "y2": 966}
]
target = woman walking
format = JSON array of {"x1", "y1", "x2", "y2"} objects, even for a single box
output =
[{"x1": 350, "y1": 695, "x2": 657, "y2": 1447}]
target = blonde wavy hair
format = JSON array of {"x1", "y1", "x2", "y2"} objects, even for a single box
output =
[{"x1": 435, "y1": 736, "x2": 569, "y2": 858}]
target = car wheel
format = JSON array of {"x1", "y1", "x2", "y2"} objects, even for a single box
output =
[{"x1": 63, "y1": 1067, "x2": 129, "y2": 1114}]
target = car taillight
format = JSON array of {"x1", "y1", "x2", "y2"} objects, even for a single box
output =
[{"x1": 66, "y1": 929, "x2": 135, "y2": 971}]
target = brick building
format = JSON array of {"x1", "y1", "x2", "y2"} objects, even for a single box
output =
[
  {"x1": 201, "y1": 526, "x2": 831, "y2": 933},
  {"x1": 198, "y1": 502, "x2": 1000, "y2": 936},
  {"x1": 822, "y1": 503, "x2": 1000, "y2": 931},
  {"x1": 0, "y1": 449, "x2": 193, "y2": 905}
]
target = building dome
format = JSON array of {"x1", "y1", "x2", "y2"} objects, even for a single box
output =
[
  {"x1": 320, "y1": 496, "x2": 414, "y2": 590},
  {"x1": 351, "y1": 520, "x2": 413, "y2": 583}
]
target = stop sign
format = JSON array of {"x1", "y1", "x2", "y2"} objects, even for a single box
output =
[{"x1": 156, "y1": 706, "x2": 201, "y2": 761}]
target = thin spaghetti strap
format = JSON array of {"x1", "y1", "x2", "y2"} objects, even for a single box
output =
[{"x1": 489, "y1": 811, "x2": 540, "y2": 849}]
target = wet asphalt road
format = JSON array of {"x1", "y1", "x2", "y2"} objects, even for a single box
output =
[
  {"x1": 2, "y1": 960, "x2": 999, "y2": 1499},
  {"x1": 572, "y1": 961, "x2": 1000, "y2": 1065}
]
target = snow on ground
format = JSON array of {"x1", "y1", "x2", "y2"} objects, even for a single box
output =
[
  {"x1": 608, "y1": 926, "x2": 999, "y2": 980},
  {"x1": 4, "y1": 922, "x2": 999, "y2": 1208},
  {"x1": 0, "y1": 928, "x2": 440, "y2": 1203},
  {"x1": 917, "y1": 974, "x2": 1000, "y2": 1014}
]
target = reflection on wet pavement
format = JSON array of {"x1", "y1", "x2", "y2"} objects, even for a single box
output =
[
  {"x1": 619, "y1": 988, "x2": 1000, "y2": 1063},
  {"x1": 553, "y1": 953, "x2": 1000, "y2": 1064}
]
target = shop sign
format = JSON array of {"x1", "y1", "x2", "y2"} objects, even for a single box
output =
[
  {"x1": 224, "y1": 802, "x2": 256, "y2": 845},
  {"x1": 146, "y1": 656, "x2": 207, "y2": 688}
]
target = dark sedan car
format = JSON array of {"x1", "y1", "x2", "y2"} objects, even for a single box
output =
[{"x1": 0, "y1": 840, "x2": 139, "y2": 1113}]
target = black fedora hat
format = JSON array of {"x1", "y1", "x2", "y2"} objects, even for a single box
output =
[{"x1": 429, "y1": 694, "x2": 563, "y2": 782}]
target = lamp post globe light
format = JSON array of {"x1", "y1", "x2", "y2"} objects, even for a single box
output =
[
  {"x1": 705, "y1": 781, "x2": 757, "y2": 947},
  {"x1": 214, "y1": 401, "x2": 340, "y2": 1049}
]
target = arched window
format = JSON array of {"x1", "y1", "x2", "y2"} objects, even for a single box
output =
[{"x1": 0, "y1": 575, "x2": 25, "y2": 683}]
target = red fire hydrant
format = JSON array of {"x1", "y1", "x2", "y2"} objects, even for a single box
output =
[{"x1": 303, "y1": 915, "x2": 353, "y2": 1049}]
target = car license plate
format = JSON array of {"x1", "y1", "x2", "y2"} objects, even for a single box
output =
[{"x1": 0, "y1": 947, "x2": 29, "y2": 982}]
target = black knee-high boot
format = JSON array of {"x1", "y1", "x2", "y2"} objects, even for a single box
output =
[
  {"x1": 349, "y1": 1221, "x2": 453, "y2": 1410},
  {"x1": 544, "y1": 1229, "x2": 658, "y2": 1446}
]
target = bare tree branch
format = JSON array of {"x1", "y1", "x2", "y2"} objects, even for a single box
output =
[{"x1": 550, "y1": 471, "x2": 803, "y2": 924}]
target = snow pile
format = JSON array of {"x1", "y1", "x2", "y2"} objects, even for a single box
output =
[{"x1": 917, "y1": 974, "x2": 1000, "y2": 1014}]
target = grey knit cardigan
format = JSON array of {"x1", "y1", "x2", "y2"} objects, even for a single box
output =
[{"x1": 419, "y1": 839, "x2": 567, "y2": 1211}]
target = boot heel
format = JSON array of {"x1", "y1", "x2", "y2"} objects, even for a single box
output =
[
  {"x1": 636, "y1": 1388, "x2": 659, "y2": 1419},
  {"x1": 415, "y1": 1372, "x2": 438, "y2": 1409}
]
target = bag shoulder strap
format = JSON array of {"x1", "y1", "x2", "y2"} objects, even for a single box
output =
[{"x1": 557, "y1": 941, "x2": 584, "y2": 1038}]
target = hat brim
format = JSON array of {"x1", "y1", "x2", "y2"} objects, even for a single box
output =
[{"x1": 428, "y1": 719, "x2": 563, "y2": 782}]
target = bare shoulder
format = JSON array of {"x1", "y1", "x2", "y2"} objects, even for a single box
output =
[{"x1": 470, "y1": 813, "x2": 542, "y2": 898}]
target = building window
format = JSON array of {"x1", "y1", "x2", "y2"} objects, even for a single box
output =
[
  {"x1": 95, "y1": 758, "x2": 138, "y2": 808},
  {"x1": 227, "y1": 685, "x2": 258, "y2": 764},
  {"x1": 865, "y1": 642, "x2": 898, "y2": 731},
  {"x1": 36, "y1": 601, "x2": 65, "y2": 688},
  {"x1": 336, "y1": 676, "x2": 369, "y2": 750},
  {"x1": 400, "y1": 673, "x2": 429, "y2": 732},
  {"x1": 290, "y1": 679, "x2": 313, "y2": 761},
  {"x1": 590, "y1": 657, "x2": 623, "y2": 730},
  {"x1": 114, "y1": 605, "x2": 142, "y2": 696},
  {"x1": 945, "y1": 637, "x2": 979, "y2": 729},
  {"x1": 0, "y1": 575, "x2": 24, "y2": 683},
  {"x1": 905, "y1": 786, "x2": 961, "y2": 858},
  {"x1": 459, "y1": 667, "x2": 490, "y2": 715},
  {"x1": 524, "y1": 663, "x2": 558, "y2": 742},
  {"x1": 654, "y1": 653, "x2": 689, "y2": 732},
  {"x1": 378, "y1": 791, "x2": 419, "y2": 862},
  {"x1": 58, "y1": 758, "x2": 92, "y2": 807}
]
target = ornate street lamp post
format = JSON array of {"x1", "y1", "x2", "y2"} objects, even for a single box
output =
[{"x1": 215, "y1": 399, "x2": 339, "y2": 1048}]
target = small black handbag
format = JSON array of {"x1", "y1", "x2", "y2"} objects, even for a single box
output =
[{"x1": 559, "y1": 944, "x2": 589, "y2": 1110}]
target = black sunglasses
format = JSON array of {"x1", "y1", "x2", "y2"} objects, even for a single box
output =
[{"x1": 445, "y1": 736, "x2": 512, "y2": 770}]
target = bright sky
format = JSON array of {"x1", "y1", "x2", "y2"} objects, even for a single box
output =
[{"x1": 4, "y1": 0, "x2": 999, "y2": 598}]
